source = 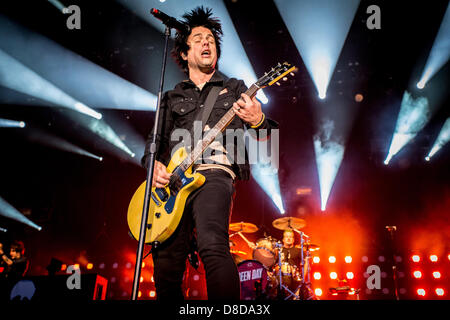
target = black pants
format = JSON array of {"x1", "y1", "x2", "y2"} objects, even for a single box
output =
[{"x1": 152, "y1": 169, "x2": 240, "y2": 300}]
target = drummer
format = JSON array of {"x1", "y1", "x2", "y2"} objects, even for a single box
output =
[{"x1": 280, "y1": 229, "x2": 302, "y2": 268}]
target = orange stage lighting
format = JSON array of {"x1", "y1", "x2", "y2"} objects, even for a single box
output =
[
  {"x1": 344, "y1": 256, "x2": 352, "y2": 263},
  {"x1": 432, "y1": 271, "x2": 441, "y2": 279},
  {"x1": 346, "y1": 272, "x2": 354, "y2": 279},
  {"x1": 315, "y1": 288, "x2": 323, "y2": 297},
  {"x1": 429, "y1": 255, "x2": 438, "y2": 262},
  {"x1": 149, "y1": 290, "x2": 156, "y2": 298},
  {"x1": 328, "y1": 256, "x2": 336, "y2": 263},
  {"x1": 417, "y1": 289, "x2": 426, "y2": 296},
  {"x1": 435, "y1": 288, "x2": 444, "y2": 296},
  {"x1": 86, "y1": 263, "x2": 93, "y2": 270},
  {"x1": 411, "y1": 255, "x2": 420, "y2": 262},
  {"x1": 313, "y1": 256, "x2": 320, "y2": 264},
  {"x1": 330, "y1": 272, "x2": 338, "y2": 279},
  {"x1": 413, "y1": 271, "x2": 422, "y2": 279},
  {"x1": 313, "y1": 272, "x2": 321, "y2": 280}
]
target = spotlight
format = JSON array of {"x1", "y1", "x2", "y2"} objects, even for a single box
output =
[
  {"x1": 313, "y1": 272, "x2": 322, "y2": 280},
  {"x1": 86, "y1": 263, "x2": 93, "y2": 270},
  {"x1": 426, "y1": 118, "x2": 450, "y2": 161},
  {"x1": 430, "y1": 255, "x2": 438, "y2": 262},
  {"x1": 149, "y1": 290, "x2": 156, "y2": 298},
  {"x1": 413, "y1": 271, "x2": 422, "y2": 279},
  {"x1": 328, "y1": 256, "x2": 336, "y2": 263},
  {"x1": 417, "y1": 288, "x2": 426, "y2": 297},
  {"x1": 432, "y1": 271, "x2": 441, "y2": 279},
  {"x1": 313, "y1": 256, "x2": 320, "y2": 264},
  {"x1": 330, "y1": 272, "x2": 338, "y2": 279},
  {"x1": 346, "y1": 272, "x2": 354, "y2": 279},
  {"x1": 345, "y1": 256, "x2": 352, "y2": 263},
  {"x1": 315, "y1": 288, "x2": 323, "y2": 297},
  {"x1": 411, "y1": 255, "x2": 421, "y2": 262},
  {"x1": 416, "y1": 81, "x2": 425, "y2": 89},
  {"x1": 435, "y1": 288, "x2": 445, "y2": 296}
]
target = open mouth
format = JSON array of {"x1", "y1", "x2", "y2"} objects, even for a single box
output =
[{"x1": 201, "y1": 50, "x2": 211, "y2": 57}]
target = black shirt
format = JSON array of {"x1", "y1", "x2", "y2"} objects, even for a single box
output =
[
  {"x1": 142, "y1": 71, "x2": 279, "y2": 180},
  {"x1": 280, "y1": 247, "x2": 302, "y2": 266}
]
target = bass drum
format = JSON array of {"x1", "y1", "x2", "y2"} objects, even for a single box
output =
[
  {"x1": 237, "y1": 260, "x2": 277, "y2": 300},
  {"x1": 252, "y1": 237, "x2": 278, "y2": 268}
]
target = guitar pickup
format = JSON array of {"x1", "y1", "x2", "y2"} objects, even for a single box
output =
[
  {"x1": 151, "y1": 192, "x2": 162, "y2": 207},
  {"x1": 155, "y1": 187, "x2": 169, "y2": 202}
]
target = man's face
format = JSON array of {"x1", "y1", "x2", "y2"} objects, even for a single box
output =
[
  {"x1": 283, "y1": 232, "x2": 294, "y2": 247},
  {"x1": 182, "y1": 26, "x2": 217, "y2": 73},
  {"x1": 10, "y1": 249, "x2": 20, "y2": 259}
]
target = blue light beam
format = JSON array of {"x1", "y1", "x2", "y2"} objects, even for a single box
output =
[
  {"x1": 0, "y1": 118, "x2": 25, "y2": 128},
  {"x1": 0, "y1": 50, "x2": 102, "y2": 120},
  {"x1": 0, "y1": 196, "x2": 42, "y2": 231},
  {"x1": 384, "y1": 91, "x2": 430, "y2": 165},
  {"x1": 417, "y1": 3, "x2": 450, "y2": 89},
  {"x1": 313, "y1": 119, "x2": 345, "y2": 211},
  {"x1": 274, "y1": 0, "x2": 360, "y2": 99},
  {"x1": 426, "y1": 118, "x2": 450, "y2": 161}
]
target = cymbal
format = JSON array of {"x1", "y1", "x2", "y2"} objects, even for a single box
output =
[
  {"x1": 295, "y1": 243, "x2": 320, "y2": 251},
  {"x1": 272, "y1": 217, "x2": 306, "y2": 230},
  {"x1": 229, "y1": 222, "x2": 258, "y2": 233}
]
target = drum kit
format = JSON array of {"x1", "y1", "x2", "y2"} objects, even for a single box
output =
[{"x1": 229, "y1": 217, "x2": 319, "y2": 300}]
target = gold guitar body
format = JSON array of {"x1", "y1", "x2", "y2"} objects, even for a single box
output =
[{"x1": 127, "y1": 147, "x2": 205, "y2": 244}]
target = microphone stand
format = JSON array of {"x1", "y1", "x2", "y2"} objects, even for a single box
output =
[{"x1": 131, "y1": 25, "x2": 171, "y2": 301}]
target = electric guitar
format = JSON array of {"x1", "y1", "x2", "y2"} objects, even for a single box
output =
[{"x1": 127, "y1": 62, "x2": 297, "y2": 245}]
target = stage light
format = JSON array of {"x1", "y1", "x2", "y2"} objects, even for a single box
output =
[
  {"x1": 430, "y1": 255, "x2": 438, "y2": 262},
  {"x1": 435, "y1": 288, "x2": 445, "y2": 296},
  {"x1": 118, "y1": 0, "x2": 268, "y2": 104},
  {"x1": 0, "y1": 196, "x2": 42, "y2": 231},
  {"x1": 151, "y1": 276, "x2": 154, "y2": 282},
  {"x1": 345, "y1": 256, "x2": 352, "y2": 263},
  {"x1": 138, "y1": 291, "x2": 142, "y2": 298},
  {"x1": 149, "y1": 290, "x2": 156, "y2": 298},
  {"x1": 274, "y1": 0, "x2": 360, "y2": 100},
  {"x1": 313, "y1": 256, "x2": 320, "y2": 264},
  {"x1": 0, "y1": 118, "x2": 26, "y2": 128},
  {"x1": 328, "y1": 256, "x2": 336, "y2": 263},
  {"x1": 413, "y1": 271, "x2": 422, "y2": 279},
  {"x1": 73, "y1": 264, "x2": 80, "y2": 270},
  {"x1": 416, "y1": 3, "x2": 450, "y2": 89},
  {"x1": 426, "y1": 118, "x2": 450, "y2": 161},
  {"x1": 313, "y1": 272, "x2": 322, "y2": 280},
  {"x1": 250, "y1": 162, "x2": 284, "y2": 214},
  {"x1": 448, "y1": 254, "x2": 450, "y2": 261},
  {"x1": 417, "y1": 288, "x2": 426, "y2": 297},
  {"x1": 412, "y1": 255, "x2": 421, "y2": 262},
  {"x1": 384, "y1": 91, "x2": 430, "y2": 165},
  {"x1": 315, "y1": 288, "x2": 323, "y2": 297},
  {"x1": 330, "y1": 272, "x2": 338, "y2": 279},
  {"x1": 0, "y1": 49, "x2": 102, "y2": 120},
  {"x1": 140, "y1": 276, "x2": 144, "y2": 283},
  {"x1": 432, "y1": 271, "x2": 441, "y2": 279},
  {"x1": 313, "y1": 120, "x2": 345, "y2": 211},
  {"x1": 61, "y1": 264, "x2": 67, "y2": 271},
  {"x1": 346, "y1": 272, "x2": 354, "y2": 279}
]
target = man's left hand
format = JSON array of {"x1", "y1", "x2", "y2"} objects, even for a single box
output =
[{"x1": 233, "y1": 93, "x2": 263, "y2": 127}]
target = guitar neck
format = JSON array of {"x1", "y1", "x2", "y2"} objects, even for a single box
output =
[{"x1": 179, "y1": 84, "x2": 260, "y2": 171}]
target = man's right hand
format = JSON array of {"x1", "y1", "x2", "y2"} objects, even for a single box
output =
[{"x1": 152, "y1": 160, "x2": 171, "y2": 188}]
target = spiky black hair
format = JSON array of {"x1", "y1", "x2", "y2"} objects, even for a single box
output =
[{"x1": 171, "y1": 6, "x2": 223, "y2": 74}]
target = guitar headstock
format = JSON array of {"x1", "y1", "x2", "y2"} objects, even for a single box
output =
[{"x1": 256, "y1": 62, "x2": 297, "y2": 89}]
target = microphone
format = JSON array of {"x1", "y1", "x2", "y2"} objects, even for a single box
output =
[{"x1": 150, "y1": 8, "x2": 189, "y2": 33}]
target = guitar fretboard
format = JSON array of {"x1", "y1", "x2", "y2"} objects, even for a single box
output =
[{"x1": 179, "y1": 83, "x2": 260, "y2": 172}]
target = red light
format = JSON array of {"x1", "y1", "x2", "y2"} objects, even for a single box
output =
[
  {"x1": 417, "y1": 289, "x2": 426, "y2": 296},
  {"x1": 435, "y1": 288, "x2": 444, "y2": 296},
  {"x1": 86, "y1": 263, "x2": 93, "y2": 270},
  {"x1": 330, "y1": 272, "x2": 338, "y2": 279},
  {"x1": 149, "y1": 290, "x2": 156, "y2": 298},
  {"x1": 345, "y1": 256, "x2": 352, "y2": 263},
  {"x1": 429, "y1": 255, "x2": 438, "y2": 262},
  {"x1": 411, "y1": 255, "x2": 420, "y2": 262},
  {"x1": 432, "y1": 271, "x2": 441, "y2": 279},
  {"x1": 329, "y1": 256, "x2": 336, "y2": 263},
  {"x1": 413, "y1": 271, "x2": 422, "y2": 279},
  {"x1": 313, "y1": 272, "x2": 321, "y2": 280},
  {"x1": 315, "y1": 288, "x2": 323, "y2": 296},
  {"x1": 346, "y1": 272, "x2": 354, "y2": 279}
]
